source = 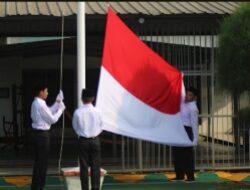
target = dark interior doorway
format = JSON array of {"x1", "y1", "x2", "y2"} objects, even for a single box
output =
[
  {"x1": 22, "y1": 69, "x2": 75, "y2": 134},
  {"x1": 21, "y1": 69, "x2": 78, "y2": 166}
]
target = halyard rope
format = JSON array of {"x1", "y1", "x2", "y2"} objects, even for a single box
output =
[{"x1": 58, "y1": 13, "x2": 65, "y2": 175}]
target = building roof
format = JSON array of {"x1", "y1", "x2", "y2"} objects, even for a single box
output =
[{"x1": 0, "y1": 1, "x2": 242, "y2": 17}]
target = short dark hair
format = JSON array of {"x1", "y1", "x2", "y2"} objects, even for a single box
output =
[
  {"x1": 81, "y1": 89, "x2": 94, "y2": 101},
  {"x1": 34, "y1": 83, "x2": 48, "y2": 96},
  {"x1": 186, "y1": 87, "x2": 197, "y2": 97}
]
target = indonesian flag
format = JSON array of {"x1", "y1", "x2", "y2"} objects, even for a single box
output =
[{"x1": 96, "y1": 8, "x2": 192, "y2": 146}]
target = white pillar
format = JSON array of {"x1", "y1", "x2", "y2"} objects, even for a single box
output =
[{"x1": 77, "y1": 2, "x2": 86, "y2": 106}]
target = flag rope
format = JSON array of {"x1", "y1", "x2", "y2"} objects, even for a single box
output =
[{"x1": 58, "y1": 13, "x2": 65, "y2": 175}]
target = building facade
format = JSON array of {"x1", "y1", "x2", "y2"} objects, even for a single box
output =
[{"x1": 0, "y1": 2, "x2": 249, "y2": 172}]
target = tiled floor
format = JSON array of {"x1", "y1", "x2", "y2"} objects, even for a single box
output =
[{"x1": 0, "y1": 172, "x2": 250, "y2": 190}]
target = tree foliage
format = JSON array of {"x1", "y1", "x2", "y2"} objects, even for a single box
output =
[
  {"x1": 217, "y1": 3, "x2": 250, "y2": 94},
  {"x1": 0, "y1": 37, "x2": 6, "y2": 44}
]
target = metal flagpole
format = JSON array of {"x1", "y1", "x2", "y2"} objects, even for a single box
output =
[{"x1": 77, "y1": 2, "x2": 86, "y2": 107}]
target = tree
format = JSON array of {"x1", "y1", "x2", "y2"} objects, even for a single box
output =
[
  {"x1": 217, "y1": 3, "x2": 250, "y2": 153},
  {"x1": 0, "y1": 37, "x2": 6, "y2": 44},
  {"x1": 217, "y1": 2, "x2": 250, "y2": 94}
]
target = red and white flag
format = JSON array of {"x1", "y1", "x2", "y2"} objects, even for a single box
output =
[{"x1": 96, "y1": 8, "x2": 192, "y2": 146}]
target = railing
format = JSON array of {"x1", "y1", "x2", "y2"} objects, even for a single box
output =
[{"x1": 101, "y1": 25, "x2": 250, "y2": 171}]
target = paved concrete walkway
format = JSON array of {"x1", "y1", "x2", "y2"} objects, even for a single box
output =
[{"x1": 0, "y1": 171, "x2": 250, "y2": 190}]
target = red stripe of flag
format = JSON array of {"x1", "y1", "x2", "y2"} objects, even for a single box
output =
[{"x1": 102, "y1": 8, "x2": 182, "y2": 114}]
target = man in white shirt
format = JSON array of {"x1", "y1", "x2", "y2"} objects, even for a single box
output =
[
  {"x1": 72, "y1": 89, "x2": 103, "y2": 190},
  {"x1": 30, "y1": 83, "x2": 65, "y2": 190},
  {"x1": 171, "y1": 87, "x2": 199, "y2": 182}
]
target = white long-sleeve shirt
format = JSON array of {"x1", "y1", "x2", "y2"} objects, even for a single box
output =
[
  {"x1": 31, "y1": 97, "x2": 64, "y2": 130},
  {"x1": 72, "y1": 103, "x2": 103, "y2": 138},
  {"x1": 181, "y1": 101, "x2": 199, "y2": 146}
]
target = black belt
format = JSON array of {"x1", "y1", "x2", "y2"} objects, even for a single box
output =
[
  {"x1": 32, "y1": 129, "x2": 49, "y2": 133},
  {"x1": 79, "y1": 136, "x2": 97, "y2": 139}
]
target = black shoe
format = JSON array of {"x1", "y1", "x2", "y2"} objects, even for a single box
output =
[
  {"x1": 170, "y1": 177, "x2": 184, "y2": 182},
  {"x1": 185, "y1": 178, "x2": 195, "y2": 183}
]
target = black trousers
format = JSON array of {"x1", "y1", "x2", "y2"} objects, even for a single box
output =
[
  {"x1": 172, "y1": 126, "x2": 195, "y2": 180},
  {"x1": 78, "y1": 137, "x2": 101, "y2": 190},
  {"x1": 31, "y1": 130, "x2": 50, "y2": 190}
]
